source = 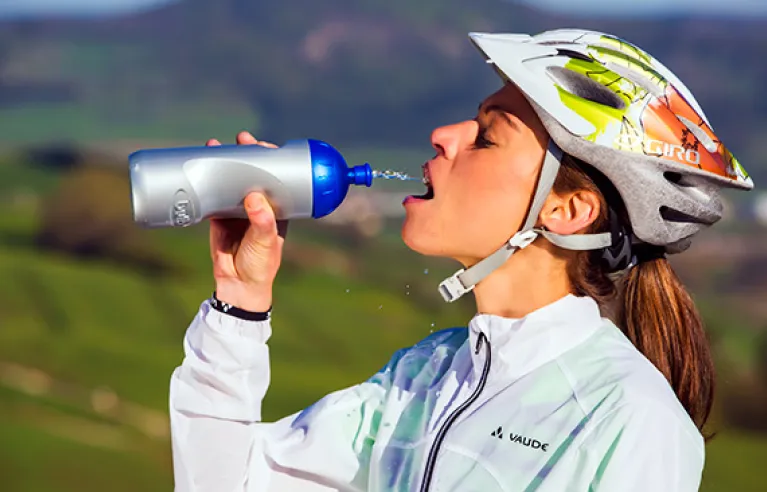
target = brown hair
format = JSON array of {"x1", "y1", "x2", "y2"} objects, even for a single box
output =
[{"x1": 552, "y1": 154, "x2": 715, "y2": 436}]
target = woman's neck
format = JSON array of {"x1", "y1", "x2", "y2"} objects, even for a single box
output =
[{"x1": 471, "y1": 247, "x2": 572, "y2": 319}]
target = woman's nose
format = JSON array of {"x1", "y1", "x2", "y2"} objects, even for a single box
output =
[{"x1": 431, "y1": 121, "x2": 474, "y2": 160}]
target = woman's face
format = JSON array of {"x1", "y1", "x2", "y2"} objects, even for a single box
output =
[{"x1": 402, "y1": 83, "x2": 550, "y2": 265}]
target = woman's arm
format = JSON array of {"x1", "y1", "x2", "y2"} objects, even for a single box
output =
[
  {"x1": 168, "y1": 132, "x2": 394, "y2": 491},
  {"x1": 169, "y1": 301, "x2": 390, "y2": 491}
]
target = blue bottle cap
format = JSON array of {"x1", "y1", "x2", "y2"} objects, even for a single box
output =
[{"x1": 309, "y1": 139, "x2": 372, "y2": 219}]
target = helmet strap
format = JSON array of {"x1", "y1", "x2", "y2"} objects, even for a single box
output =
[{"x1": 438, "y1": 141, "x2": 612, "y2": 303}]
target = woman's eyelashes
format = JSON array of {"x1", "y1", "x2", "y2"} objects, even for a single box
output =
[{"x1": 473, "y1": 125, "x2": 495, "y2": 149}]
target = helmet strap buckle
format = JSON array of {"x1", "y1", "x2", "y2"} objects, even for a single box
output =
[
  {"x1": 438, "y1": 269, "x2": 473, "y2": 303},
  {"x1": 508, "y1": 229, "x2": 539, "y2": 250}
]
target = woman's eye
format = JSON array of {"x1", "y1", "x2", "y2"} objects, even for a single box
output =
[{"x1": 473, "y1": 127, "x2": 495, "y2": 149}]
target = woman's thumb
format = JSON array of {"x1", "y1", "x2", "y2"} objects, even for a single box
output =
[{"x1": 243, "y1": 193, "x2": 278, "y2": 243}]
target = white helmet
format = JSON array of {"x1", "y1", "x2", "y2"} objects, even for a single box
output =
[{"x1": 439, "y1": 29, "x2": 753, "y2": 302}]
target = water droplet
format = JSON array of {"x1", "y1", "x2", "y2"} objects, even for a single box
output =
[
  {"x1": 423, "y1": 269, "x2": 429, "y2": 275},
  {"x1": 406, "y1": 292, "x2": 410, "y2": 296},
  {"x1": 378, "y1": 305, "x2": 383, "y2": 310},
  {"x1": 345, "y1": 289, "x2": 350, "y2": 293},
  {"x1": 372, "y1": 169, "x2": 420, "y2": 182},
  {"x1": 430, "y1": 322, "x2": 435, "y2": 327}
]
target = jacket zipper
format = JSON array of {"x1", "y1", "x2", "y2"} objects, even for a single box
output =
[{"x1": 418, "y1": 332, "x2": 492, "y2": 492}]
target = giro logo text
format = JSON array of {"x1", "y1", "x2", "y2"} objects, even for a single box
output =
[
  {"x1": 490, "y1": 426, "x2": 549, "y2": 452},
  {"x1": 615, "y1": 135, "x2": 701, "y2": 166}
]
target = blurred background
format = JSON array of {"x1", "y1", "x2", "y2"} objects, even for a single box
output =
[{"x1": 0, "y1": 0, "x2": 765, "y2": 490}]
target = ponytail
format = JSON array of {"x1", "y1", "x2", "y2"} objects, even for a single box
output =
[
  {"x1": 618, "y1": 258, "x2": 715, "y2": 433},
  {"x1": 553, "y1": 155, "x2": 715, "y2": 434}
]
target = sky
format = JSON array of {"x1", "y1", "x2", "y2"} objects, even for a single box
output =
[
  {"x1": 518, "y1": 0, "x2": 767, "y2": 17},
  {"x1": 0, "y1": 0, "x2": 175, "y2": 17},
  {"x1": 0, "y1": 0, "x2": 765, "y2": 18}
]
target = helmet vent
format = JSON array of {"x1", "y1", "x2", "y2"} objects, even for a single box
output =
[
  {"x1": 602, "y1": 61, "x2": 664, "y2": 99},
  {"x1": 664, "y1": 172, "x2": 712, "y2": 204},
  {"x1": 660, "y1": 206, "x2": 715, "y2": 225},
  {"x1": 555, "y1": 48, "x2": 593, "y2": 62},
  {"x1": 546, "y1": 66, "x2": 626, "y2": 110},
  {"x1": 664, "y1": 171, "x2": 690, "y2": 186}
]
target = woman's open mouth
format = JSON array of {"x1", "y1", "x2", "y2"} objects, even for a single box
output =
[{"x1": 410, "y1": 163, "x2": 435, "y2": 200}]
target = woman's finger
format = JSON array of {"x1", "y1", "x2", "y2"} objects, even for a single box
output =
[
  {"x1": 236, "y1": 131, "x2": 278, "y2": 148},
  {"x1": 236, "y1": 131, "x2": 258, "y2": 145}
]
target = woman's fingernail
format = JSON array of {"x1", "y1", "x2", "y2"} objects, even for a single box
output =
[{"x1": 248, "y1": 194, "x2": 268, "y2": 212}]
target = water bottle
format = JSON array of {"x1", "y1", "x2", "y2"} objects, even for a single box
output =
[{"x1": 129, "y1": 139, "x2": 372, "y2": 228}]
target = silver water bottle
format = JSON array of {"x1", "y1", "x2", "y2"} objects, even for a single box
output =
[{"x1": 129, "y1": 139, "x2": 373, "y2": 228}]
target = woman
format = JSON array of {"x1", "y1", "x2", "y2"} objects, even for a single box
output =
[{"x1": 169, "y1": 29, "x2": 753, "y2": 491}]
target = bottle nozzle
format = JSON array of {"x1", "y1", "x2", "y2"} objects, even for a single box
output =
[{"x1": 348, "y1": 163, "x2": 373, "y2": 187}]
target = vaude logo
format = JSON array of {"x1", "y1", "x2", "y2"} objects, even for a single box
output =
[{"x1": 490, "y1": 426, "x2": 549, "y2": 452}]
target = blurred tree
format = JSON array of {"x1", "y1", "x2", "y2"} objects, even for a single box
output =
[
  {"x1": 35, "y1": 159, "x2": 180, "y2": 276},
  {"x1": 23, "y1": 143, "x2": 82, "y2": 171}
]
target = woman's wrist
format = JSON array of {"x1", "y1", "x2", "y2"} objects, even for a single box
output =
[
  {"x1": 210, "y1": 291, "x2": 271, "y2": 321},
  {"x1": 213, "y1": 281, "x2": 273, "y2": 313}
]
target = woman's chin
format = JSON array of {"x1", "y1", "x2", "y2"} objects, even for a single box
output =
[{"x1": 401, "y1": 222, "x2": 441, "y2": 257}]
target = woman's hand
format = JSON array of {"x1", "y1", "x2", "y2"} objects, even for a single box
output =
[{"x1": 208, "y1": 131, "x2": 288, "y2": 312}]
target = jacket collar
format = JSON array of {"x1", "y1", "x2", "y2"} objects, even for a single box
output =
[{"x1": 467, "y1": 295, "x2": 604, "y2": 382}]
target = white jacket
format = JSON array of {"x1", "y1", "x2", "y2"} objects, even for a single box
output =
[{"x1": 169, "y1": 294, "x2": 704, "y2": 491}]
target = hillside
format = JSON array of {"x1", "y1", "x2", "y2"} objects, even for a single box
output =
[{"x1": 0, "y1": 0, "x2": 764, "y2": 183}]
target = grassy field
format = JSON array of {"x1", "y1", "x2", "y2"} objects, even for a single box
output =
[
  {"x1": 0, "y1": 203, "x2": 468, "y2": 490},
  {"x1": 1, "y1": 153, "x2": 766, "y2": 491}
]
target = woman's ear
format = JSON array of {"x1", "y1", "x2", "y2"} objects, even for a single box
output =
[{"x1": 539, "y1": 190, "x2": 601, "y2": 235}]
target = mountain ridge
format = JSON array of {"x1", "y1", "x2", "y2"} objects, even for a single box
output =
[{"x1": 0, "y1": 0, "x2": 763, "y2": 179}]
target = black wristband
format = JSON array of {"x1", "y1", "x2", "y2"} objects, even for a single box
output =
[{"x1": 209, "y1": 291, "x2": 271, "y2": 321}]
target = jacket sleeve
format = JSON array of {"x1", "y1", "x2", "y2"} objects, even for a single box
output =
[
  {"x1": 169, "y1": 301, "x2": 391, "y2": 492},
  {"x1": 577, "y1": 402, "x2": 705, "y2": 492}
]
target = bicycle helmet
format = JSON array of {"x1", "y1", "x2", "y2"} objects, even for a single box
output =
[{"x1": 439, "y1": 29, "x2": 753, "y2": 302}]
